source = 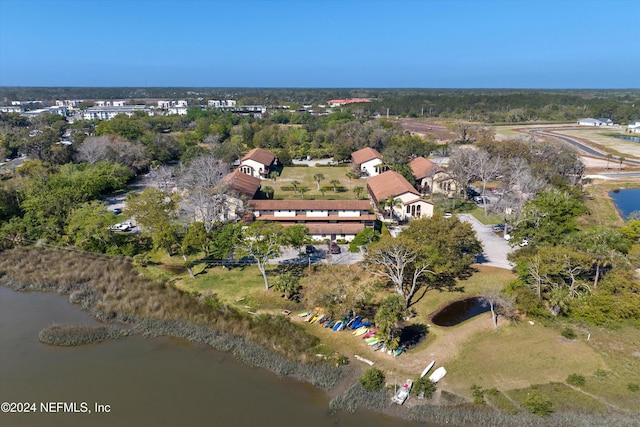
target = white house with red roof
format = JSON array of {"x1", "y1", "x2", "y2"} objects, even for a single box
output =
[
  {"x1": 351, "y1": 147, "x2": 384, "y2": 177},
  {"x1": 367, "y1": 171, "x2": 434, "y2": 221},
  {"x1": 409, "y1": 156, "x2": 457, "y2": 196},
  {"x1": 239, "y1": 147, "x2": 277, "y2": 179}
]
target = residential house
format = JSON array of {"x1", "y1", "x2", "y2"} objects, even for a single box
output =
[
  {"x1": 239, "y1": 147, "x2": 277, "y2": 179},
  {"x1": 577, "y1": 118, "x2": 612, "y2": 126},
  {"x1": 409, "y1": 156, "x2": 457, "y2": 196},
  {"x1": 367, "y1": 170, "x2": 434, "y2": 221},
  {"x1": 248, "y1": 199, "x2": 375, "y2": 242},
  {"x1": 327, "y1": 98, "x2": 371, "y2": 107},
  {"x1": 628, "y1": 121, "x2": 640, "y2": 133},
  {"x1": 219, "y1": 169, "x2": 262, "y2": 220},
  {"x1": 351, "y1": 147, "x2": 384, "y2": 177}
]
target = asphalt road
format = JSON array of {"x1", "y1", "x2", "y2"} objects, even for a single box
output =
[
  {"x1": 529, "y1": 129, "x2": 640, "y2": 166},
  {"x1": 457, "y1": 214, "x2": 514, "y2": 270}
]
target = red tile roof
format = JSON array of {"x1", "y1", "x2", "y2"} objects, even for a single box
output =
[
  {"x1": 409, "y1": 156, "x2": 442, "y2": 179},
  {"x1": 252, "y1": 214, "x2": 376, "y2": 222},
  {"x1": 248, "y1": 199, "x2": 372, "y2": 211},
  {"x1": 351, "y1": 147, "x2": 382, "y2": 165},
  {"x1": 222, "y1": 169, "x2": 261, "y2": 197},
  {"x1": 278, "y1": 222, "x2": 365, "y2": 236},
  {"x1": 241, "y1": 147, "x2": 276, "y2": 166},
  {"x1": 367, "y1": 170, "x2": 420, "y2": 203}
]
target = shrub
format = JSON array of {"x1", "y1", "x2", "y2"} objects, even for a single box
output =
[
  {"x1": 413, "y1": 376, "x2": 437, "y2": 399},
  {"x1": 523, "y1": 389, "x2": 553, "y2": 417},
  {"x1": 561, "y1": 327, "x2": 577, "y2": 340},
  {"x1": 566, "y1": 373, "x2": 585, "y2": 387},
  {"x1": 628, "y1": 383, "x2": 639, "y2": 392},
  {"x1": 359, "y1": 368, "x2": 385, "y2": 392},
  {"x1": 471, "y1": 384, "x2": 485, "y2": 404}
]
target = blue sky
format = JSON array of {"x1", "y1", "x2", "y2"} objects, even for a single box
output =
[{"x1": 1, "y1": 0, "x2": 638, "y2": 88}]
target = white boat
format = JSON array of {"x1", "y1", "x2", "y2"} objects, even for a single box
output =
[
  {"x1": 420, "y1": 360, "x2": 436, "y2": 378},
  {"x1": 428, "y1": 367, "x2": 447, "y2": 383},
  {"x1": 391, "y1": 379, "x2": 413, "y2": 405}
]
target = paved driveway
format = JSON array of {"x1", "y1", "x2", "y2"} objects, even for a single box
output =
[{"x1": 457, "y1": 214, "x2": 514, "y2": 270}]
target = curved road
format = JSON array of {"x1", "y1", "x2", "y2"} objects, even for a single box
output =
[{"x1": 529, "y1": 129, "x2": 640, "y2": 166}]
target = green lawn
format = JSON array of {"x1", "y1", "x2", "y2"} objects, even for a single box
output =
[{"x1": 270, "y1": 165, "x2": 367, "y2": 200}]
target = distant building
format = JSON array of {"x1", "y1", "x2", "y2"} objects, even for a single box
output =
[
  {"x1": 351, "y1": 147, "x2": 383, "y2": 177},
  {"x1": 83, "y1": 105, "x2": 153, "y2": 120},
  {"x1": 0, "y1": 106, "x2": 23, "y2": 113},
  {"x1": 22, "y1": 106, "x2": 67, "y2": 118},
  {"x1": 208, "y1": 100, "x2": 237, "y2": 108},
  {"x1": 327, "y1": 98, "x2": 371, "y2": 107},
  {"x1": 577, "y1": 118, "x2": 613, "y2": 126},
  {"x1": 628, "y1": 121, "x2": 640, "y2": 133}
]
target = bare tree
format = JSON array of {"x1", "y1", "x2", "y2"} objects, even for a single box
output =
[
  {"x1": 178, "y1": 155, "x2": 229, "y2": 191},
  {"x1": 76, "y1": 135, "x2": 110, "y2": 164},
  {"x1": 481, "y1": 290, "x2": 515, "y2": 331},
  {"x1": 364, "y1": 241, "x2": 434, "y2": 310},
  {"x1": 475, "y1": 150, "x2": 502, "y2": 216},
  {"x1": 448, "y1": 145, "x2": 479, "y2": 200},
  {"x1": 154, "y1": 165, "x2": 174, "y2": 190}
]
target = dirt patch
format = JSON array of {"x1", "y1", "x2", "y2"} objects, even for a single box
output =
[{"x1": 399, "y1": 119, "x2": 455, "y2": 143}]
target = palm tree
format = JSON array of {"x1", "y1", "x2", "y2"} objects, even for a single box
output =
[
  {"x1": 606, "y1": 154, "x2": 613, "y2": 170},
  {"x1": 300, "y1": 188, "x2": 308, "y2": 199},
  {"x1": 354, "y1": 186, "x2": 364, "y2": 199},
  {"x1": 291, "y1": 180, "x2": 300, "y2": 193},
  {"x1": 320, "y1": 188, "x2": 326, "y2": 199},
  {"x1": 330, "y1": 179, "x2": 340, "y2": 193},
  {"x1": 384, "y1": 196, "x2": 402, "y2": 219},
  {"x1": 619, "y1": 156, "x2": 625, "y2": 170},
  {"x1": 262, "y1": 185, "x2": 274, "y2": 199},
  {"x1": 313, "y1": 173, "x2": 325, "y2": 191},
  {"x1": 345, "y1": 171, "x2": 358, "y2": 190}
]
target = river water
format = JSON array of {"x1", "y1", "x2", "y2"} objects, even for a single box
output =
[{"x1": 0, "y1": 287, "x2": 423, "y2": 427}]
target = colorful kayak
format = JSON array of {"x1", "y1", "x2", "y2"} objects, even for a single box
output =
[
  {"x1": 324, "y1": 320, "x2": 335, "y2": 328},
  {"x1": 332, "y1": 321, "x2": 343, "y2": 331},
  {"x1": 350, "y1": 317, "x2": 362, "y2": 329},
  {"x1": 367, "y1": 339, "x2": 380, "y2": 346},
  {"x1": 297, "y1": 311, "x2": 310, "y2": 317},
  {"x1": 365, "y1": 336, "x2": 379, "y2": 344},
  {"x1": 362, "y1": 329, "x2": 378, "y2": 339},
  {"x1": 395, "y1": 347, "x2": 403, "y2": 357},
  {"x1": 354, "y1": 327, "x2": 368, "y2": 337}
]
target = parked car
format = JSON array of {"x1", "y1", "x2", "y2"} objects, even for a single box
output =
[
  {"x1": 112, "y1": 208, "x2": 122, "y2": 215},
  {"x1": 444, "y1": 212, "x2": 453, "y2": 219},
  {"x1": 491, "y1": 223, "x2": 505, "y2": 231},
  {"x1": 520, "y1": 238, "x2": 529, "y2": 247},
  {"x1": 305, "y1": 245, "x2": 315, "y2": 254},
  {"x1": 328, "y1": 242, "x2": 341, "y2": 254}
]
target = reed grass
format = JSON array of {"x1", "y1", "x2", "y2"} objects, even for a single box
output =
[{"x1": 38, "y1": 324, "x2": 131, "y2": 346}]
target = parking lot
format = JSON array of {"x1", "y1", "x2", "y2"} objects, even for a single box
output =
[{"x1": 457, "y1": 214, "x2": 514, "y2": 270}]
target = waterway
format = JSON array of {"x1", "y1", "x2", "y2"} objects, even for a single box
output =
[
  {"x1": 613, "y1": 135, "x2": 640, "y2": 143},
  {"x1": 0, "y1": 287, "x2": 424, "y2": 427},
  {"x1": 610, "y1": 188, "x2": 640, "y2": 220}
]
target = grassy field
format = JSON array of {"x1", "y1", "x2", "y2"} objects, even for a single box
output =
[
  {"x1": 270, "y1": 164, "x2": 368, "y2": 201},
  {"x1": 554, "y1": 128, "x2": 640, "y2": 160},
  {"x1": 580, "y1": 179, "x2": 638, "y2": 228}
]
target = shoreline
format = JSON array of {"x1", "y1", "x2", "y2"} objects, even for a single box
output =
[{"x1": 1, "y1": 257, "x2": 638, "y2": 426}]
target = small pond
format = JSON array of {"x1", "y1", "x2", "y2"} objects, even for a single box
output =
[
  {"x1": 431, "y1": 296, "x2": 489, "y2": 327},
  {"x1": 610, "y1": 188, "x2": 640, "y2": 220},
  {"x1": 613, "y1": 135, "x2": 640, "y2": 143}
]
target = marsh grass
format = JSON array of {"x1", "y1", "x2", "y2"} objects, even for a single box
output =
[
  {"x1": 39, "y1": 324, "x2": 131, "y2": 346},
  {"x1": 0, "y1": 248, "x2": 347, "y2": 390}
]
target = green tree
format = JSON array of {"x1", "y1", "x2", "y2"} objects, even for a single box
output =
[
  {"x1": 413, "y1": 377, "x2": 437, "y2": 399},
  {"x1": 125, "y1": 187, "x2": 179, "y2": 256},
  {"x1": 348, "y1": 228, "x2": 380, "y2": 252},
  {"x1": 511, "y1": 189, "x2": 587, "y2": 246},
  {"x1": 291, "y1": 180, "x2": 300, "y2": 193},
  {"x1": 330, "y1": 179, "x2": 340, "y2": 193},
  {"x1": 375, "y1": 294, "x2": 404, "y2": 349},
  {"x1": 366, "y1": 216, "x2": 480, "y2": 310},
  {"x1": 359, "y1": 368, "x2": 385, "y2": 392},
  {"x1": 283, "y1": 224, "x2": 310, "y2": 252},
  {"x1": 65, "y1": 201, "x2": 118, "y2": 252},
  {"x1": 262, "y1": 185, "x2": 274, "y2": 199}
]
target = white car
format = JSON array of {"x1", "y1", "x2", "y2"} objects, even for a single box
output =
[{"x1": 520, "y1": 238, "x2": 529, "y2": 247}]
